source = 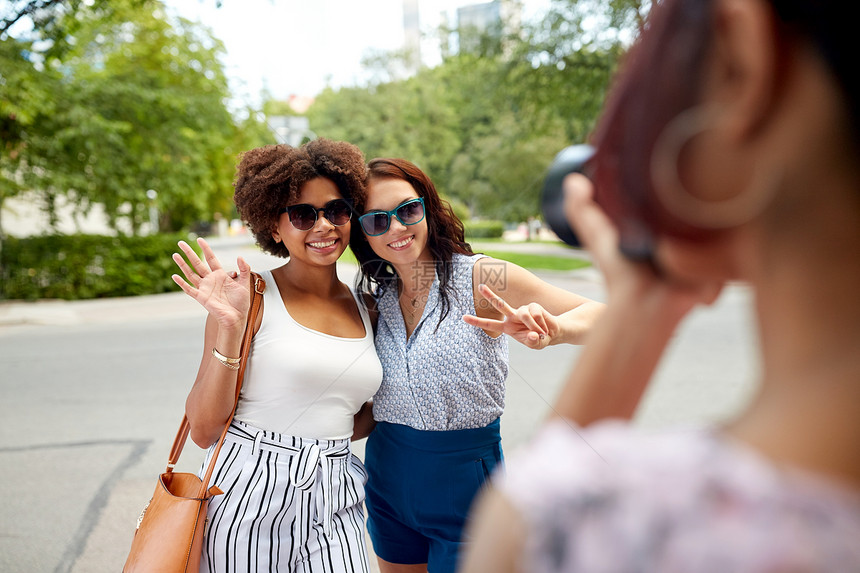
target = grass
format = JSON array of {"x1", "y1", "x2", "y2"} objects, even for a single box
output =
[
  {"x1": 340, "y1": 246, "x2": 590, "y2": 272},
  {"x1": 479, "y1": 250, "x2": 591, "y2": 271},
  {"x1": 467, "y1": 237, "x2": 566, "y2": 245}
]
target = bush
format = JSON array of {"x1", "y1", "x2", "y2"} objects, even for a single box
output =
[
  {"x1": 464, "y1": 220, "x2": 505, "y2": 239},
  {"x1": 0, "y1": 233, "x2": 197, "y2": 301},
  {"x1": 444, "y1": 196, "x2": 471, "y2": 223}
]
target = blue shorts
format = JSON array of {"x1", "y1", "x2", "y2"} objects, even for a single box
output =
[{"x1": 364, "y1": 419, "x2": 503, "y2": 573}]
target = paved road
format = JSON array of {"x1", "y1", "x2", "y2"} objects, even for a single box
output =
[{"x1": 0, "y1": 237, "x2": 758, "y2": 572}]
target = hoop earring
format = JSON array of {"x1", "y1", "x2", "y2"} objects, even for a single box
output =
[{"x1": 650, "y1": 106, "x2": 780, "y2": 229}]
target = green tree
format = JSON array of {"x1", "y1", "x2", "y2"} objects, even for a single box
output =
[
  {"x1": 448, "y1": 115, "x2": 569, "y2": 221},
  {"x1": 37, "y1": 2, "x2": 235, "y2": 233},
  {"x1": 292, "y1": 0, "x2": 643, "y2": 222},
  {"x1": 2, "y1": 1, "x2": 150, "y2": 51},
  {"x1": 2, "y1": 0, "x2": 266, "y2": 236},
  {"x1": 0, "y1": 35, "x2": 58, "y2": 236},
  {"x1": 307, "y1": 71, "x2": 461, "y2": 187}
]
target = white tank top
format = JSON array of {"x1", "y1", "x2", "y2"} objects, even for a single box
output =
[{"x1": 234, "y1": 269, "x2": 382, "y2": 440}]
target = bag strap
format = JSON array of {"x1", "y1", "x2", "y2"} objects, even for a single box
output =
[{"x1": 163, "y1": 271, "x2": 267, "y2": 499}]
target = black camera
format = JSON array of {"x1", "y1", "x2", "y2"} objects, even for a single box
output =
[
  {"x1": 541, "y1": 144, "x2": 654, "y2": 261},
  {"x1": 540, "y1": 144, "x2": 596, "y2": 248}
]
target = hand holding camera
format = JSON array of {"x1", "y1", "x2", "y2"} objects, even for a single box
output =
[
  {"x1": 541, "y1": 144, "x2": 655, "y2": 261},
  {"x1": 540, "y1": 144, "x2": 595, "y2": 248},
  {"x1": 548, "y1": 145, "x2": 723, "y2": 306}
]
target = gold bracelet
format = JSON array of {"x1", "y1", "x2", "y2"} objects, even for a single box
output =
[{"x1": 212, "y1": 347, "x2": 240, "y2": 370}]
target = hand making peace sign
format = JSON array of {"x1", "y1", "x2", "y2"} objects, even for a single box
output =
[{"x1": 463, "y1": 284, "x2": 560, "y2": 350}]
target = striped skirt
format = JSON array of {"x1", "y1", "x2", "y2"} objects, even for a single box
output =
[{"x1": 198, "y1": 421, "x2": 371, "y2": 573}]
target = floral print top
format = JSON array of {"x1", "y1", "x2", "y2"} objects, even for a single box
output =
[
  {"x1": 372, "y1": 253, "x2": 509, "y2": 430},
  {"x1": 500, "y1": 418, "x2": 860, "y2": 572}
]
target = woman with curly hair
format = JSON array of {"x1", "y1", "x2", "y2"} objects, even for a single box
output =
[
  {"x1": 171, "y1": 138, "x2": 382, "y2": 572},
  {"x1": 348, "y1": 158, "x2": 604, "y2": 573}
]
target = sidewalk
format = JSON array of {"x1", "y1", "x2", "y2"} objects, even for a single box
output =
[{"x1": 0, "y1": 290, "x2": 201, "y2": 328}]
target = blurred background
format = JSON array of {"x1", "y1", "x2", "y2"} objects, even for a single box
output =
[{"x1": 1, "y1": 0, "x2": 648, "y2": 302}]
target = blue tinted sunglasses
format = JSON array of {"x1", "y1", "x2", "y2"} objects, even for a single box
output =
[{"x1": 358, "y1": 198, "x2": 426, "y2": 236}]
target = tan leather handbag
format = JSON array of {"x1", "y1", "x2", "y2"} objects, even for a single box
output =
[{"x1": 123, "y1": 272, "x2": 265, "y2": 572}]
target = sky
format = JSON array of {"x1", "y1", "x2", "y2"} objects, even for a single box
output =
[{"x1": 165, "y1": 0, "x2": 551, "y2": 108}]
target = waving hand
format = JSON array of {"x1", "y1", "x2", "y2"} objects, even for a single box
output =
[{"x1": 171, "y1": 237, "x2": 252, "y2": 331}]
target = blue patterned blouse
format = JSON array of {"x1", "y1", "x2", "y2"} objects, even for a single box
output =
[{"x1": 371, "y1": 253, "x2": 509, "y2": 431}]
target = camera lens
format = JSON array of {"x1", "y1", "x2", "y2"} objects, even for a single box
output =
[{"x1": 541, "y1": 144, "x2": 596, "y2": 247}]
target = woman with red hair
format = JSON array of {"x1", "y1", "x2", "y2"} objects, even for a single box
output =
[{"x1": 462, "y1": 0, "x2": 860, "y2": 570}]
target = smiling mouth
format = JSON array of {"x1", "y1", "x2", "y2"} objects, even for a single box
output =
[
  {"x1": 308, "y1": 239, "x2": 338, "y2": 249},
  {"x1": 388, "y1": 236, "x2": 414, "y2": 249}
]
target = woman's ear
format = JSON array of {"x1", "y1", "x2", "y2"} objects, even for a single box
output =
[
  {"x1": 664, "y1": 0, "x2": 785, "y2": 220},
  {"x1": 706, "y1": 0, "x2": 780, "y2": 141}
]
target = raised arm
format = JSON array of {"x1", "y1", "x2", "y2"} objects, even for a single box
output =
[
  {"x1": 171, "y1": 237, "x2": 256, "y2": 447},
  {"x1": 550, "y1": 174, "x2": 722, "y2": 426}
]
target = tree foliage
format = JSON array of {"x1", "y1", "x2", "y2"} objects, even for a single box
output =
[
  {"x1": 305, "y1": 0, "x2": 640, "y2": 222},
  {"x1": 1, "y1": 0, "x2": 647, "y2": 237},
  {"x1": 1, "y1": 0, "x2": 269, "y2": 236}
]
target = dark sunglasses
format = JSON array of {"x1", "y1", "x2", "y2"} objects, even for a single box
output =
[
  {"x1": 280, "y1": 198, "x2": 353, "y2": 231},
  {"x1": 358, "y1": 197, "x2": 426, "y2": 237}
]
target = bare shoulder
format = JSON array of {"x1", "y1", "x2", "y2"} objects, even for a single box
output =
[
  {"x1": 475, "y1": 255, "x2": 596, "y2": 314},
  {"x1": 472, "y1": 256, "x2": 519, "y2": 292},
  {"x1": 472, "y1": 256, "x2": 540, "y2": 301}
]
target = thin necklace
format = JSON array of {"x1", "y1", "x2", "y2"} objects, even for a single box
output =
[
  {"x1": 400, "y1": 288, "x2": 428, "y2": 325},
  {"x1": 399, "y1": 261, "x2": 435, "y2": 325}
]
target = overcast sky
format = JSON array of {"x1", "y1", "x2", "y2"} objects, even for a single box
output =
[{"x1": 165, "y1": 0, "x2": 550, "y2": 107}]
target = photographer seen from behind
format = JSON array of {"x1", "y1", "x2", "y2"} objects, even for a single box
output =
[{"x1": 461, "y1": 0, "x2": 860, "y2": 570}]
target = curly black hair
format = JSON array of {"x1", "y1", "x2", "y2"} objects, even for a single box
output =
[{"x1": 233, "y1": 138, "x2": 367, "y2": 258}]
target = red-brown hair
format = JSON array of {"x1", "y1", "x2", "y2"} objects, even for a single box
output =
[
  {"x1": 590, "y1": 0, "x2": 858, "y2": 253},
  {"x1": 589, "y1": 0, "x2": 715, "y2": 252},
  {"x1": 351, "y1": 158, "x2": 473, "y2": 325}
]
